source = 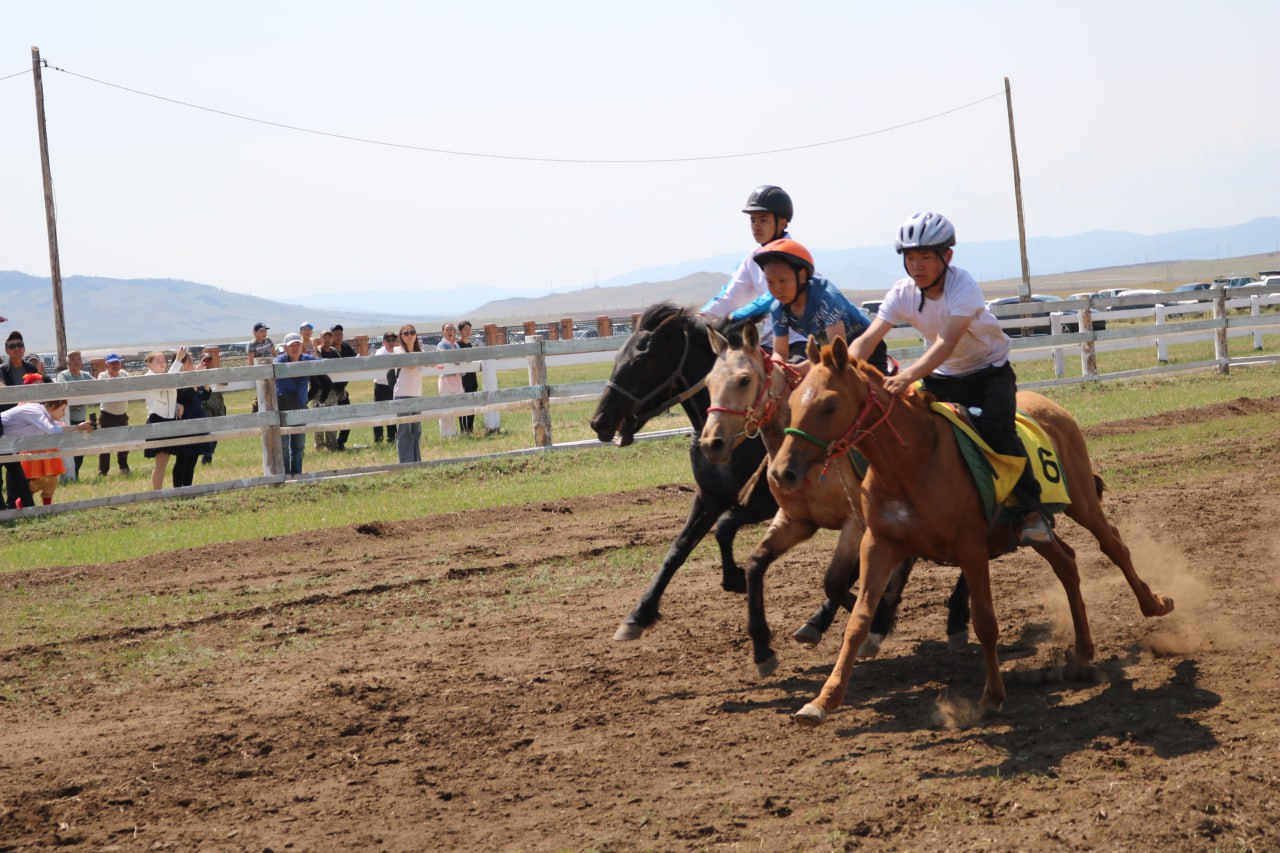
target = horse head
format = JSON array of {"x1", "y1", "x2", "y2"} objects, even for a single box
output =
[
  {"x1": 589, "y1": 303, "x2": 710, "y2": 446},
  {"x1": 769, "y1": 336, "x2": 878, "y2": 492},
  {"x1": 699, "y1": 323, "x2": 772, "y2": 464}
]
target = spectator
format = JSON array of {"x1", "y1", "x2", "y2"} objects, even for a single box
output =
[
  {"x1": 171, "y1": 350, "x2": 211, "y2": 488},
  {"x1": 0, "y1": 375, "x2": 95, "y2": 507},
  {"x1": 391, "y1": 324, "x2": 426, "y2": 464},
  {"x1": 196, "y1": 352, "x2": 225, "y2": 464},
  {"x1": 313, "y1": 328, "x2": 340, "y2": 451},
  {"x1": 456, "y1": 321, "x2": 478, "y2": 435},
  {"x1": 372, "y1": 331, "x2": 399, "y2": 445},
  {"x1": 247, "y1": 322, "x2": 274, "y2": 364},
  {"x1": 1, "y1": 331, "x2": 46, "y2": 509},
  {"x1": 436, "y1": 323, "x2": 464, "y2": 438},
  {"x1": 298, "y1": 322, "x2": 318, "y2": 357},
  {"x1": 55, "y1": 350, "x2": 95, "y2": 480},
  {"x1": 275, "y1": 333, "x2": 319, "y2": 476},
  {"x1": 330, "y1": 324, "x2": 357, "y2": 451},
  {"x1": 141, "y1": 348, "x2": 185, "y2": 491},
  {"x1": 96, "y1": 353, "x2": 132, "y2": 476}
]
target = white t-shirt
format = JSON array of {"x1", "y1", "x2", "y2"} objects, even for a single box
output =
[
  {"x1": 372, "y1": 344, "x2": 397, "y2": 385},
  {"x1": 878, "y1": 266, "x2": 1009, "y2": 377},
  {"x1": 393, "y1": 364, "x2": 425, "y2": 398}
]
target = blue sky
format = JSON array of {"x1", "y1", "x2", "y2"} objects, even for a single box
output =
[{"x1": 2, "y1": 0, "x2": 1277, "y2": 306}]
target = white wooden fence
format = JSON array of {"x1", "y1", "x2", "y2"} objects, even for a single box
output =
[{"x1": 2, "y1": 285, "x2": 1278, "y2": 518}]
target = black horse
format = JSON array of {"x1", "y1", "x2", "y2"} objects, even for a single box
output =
[{"x1": 590, "y1": 303, "x2": 955, "y2": 650}]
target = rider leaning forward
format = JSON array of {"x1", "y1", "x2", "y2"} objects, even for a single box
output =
[
  {"x1": 847, "y1": 211, "x2": 1052, "y2": 546},
  {"x1": 701, "y1": 184, "x2": 807, "y2": 352},
  {"x1": 732, "y1": 238, "x2": 889, "y2": 375}
]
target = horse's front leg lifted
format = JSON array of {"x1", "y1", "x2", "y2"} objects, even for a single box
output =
[{"x1": 713, "y1": 508, "x2": 747, "y2": 594}]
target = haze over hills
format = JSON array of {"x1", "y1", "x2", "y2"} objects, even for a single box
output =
[{"x1": 4, "y1": 217, "x2": 1277, "y2": 350}]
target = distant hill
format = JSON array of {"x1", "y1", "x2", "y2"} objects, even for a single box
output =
[
  {"x1": 469, "y1": 272, "x2": 729, "y2": 321},
  {"x1": 0, "y1": 272, "x2": 403, "y2": 351}
]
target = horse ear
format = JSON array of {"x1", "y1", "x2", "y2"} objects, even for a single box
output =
[
  {"x1": 743, "y1": 322, "x2": 759, "y2": 350},
  {"x1": 831, "y1": 336, "x2": 849, "y2": 370},
  {"x1": 806, "y1": 335, "x2": 821, "y2": 364},
  {"x1": 707, "y1": 326, "x2": 729, "y2": 356}
]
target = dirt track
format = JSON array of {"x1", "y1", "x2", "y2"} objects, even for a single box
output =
[{"x1": 2, "y1": 403, "x2": 1279, "y2": 851}]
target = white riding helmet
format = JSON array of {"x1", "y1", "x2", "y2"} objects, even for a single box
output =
[{"x1": 895, "y1": 212, "x2": 956, "y2": 254}]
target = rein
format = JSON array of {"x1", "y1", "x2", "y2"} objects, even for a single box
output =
[
  {"x1": 606, "y1": 324, "x2": 708, "y2": 427},
  {"x1": 784, "y1": 366, "x2": 906, "y2": 477},
  {"x1": 707, "y1": 355, "x2": 803, "y2": 439}
]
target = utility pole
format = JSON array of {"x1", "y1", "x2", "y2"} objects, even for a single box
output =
[
  {"x1": 1004, "y1": 77, "x2": 1032, "y2": 303},
  {"x1": 31, "y1": 46, "x2": 68, "y2": 369}
]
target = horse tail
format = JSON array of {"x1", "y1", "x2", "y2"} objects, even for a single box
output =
[{"x1": 1093, "y1": 473, "x2": 1107, "y2": 500}]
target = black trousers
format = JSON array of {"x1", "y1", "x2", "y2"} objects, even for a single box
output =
[
  {"x1": 172, "y1": 452, "x2": 199, "y2": 488},
  {"x1": 923, "y1": 362, "x2": 1043, "y2": 512},
  {"x1": 98, "y1": 410, "x2": 131, "y2": 473},
  {"x1": 373, "y1": 383, "x2": 397, "y2": 443},
  {"x1": 335, "y1": 386, "x2": 351, "y2": 447},
  {"x1": 3, "y1": 461, "x2": 34, "y2": 509}
]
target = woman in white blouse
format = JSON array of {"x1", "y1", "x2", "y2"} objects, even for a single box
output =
[
  {"x1": 391, "y1": 325, "x2": 426, "y2": 464},
  {"x1": 142, "y1": 347, "x2": 186, "y2": 490}
]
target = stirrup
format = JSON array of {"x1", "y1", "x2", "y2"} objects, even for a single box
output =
[{"x1": 1019, "y1": 513, "x2": 1053, "y2": 546}]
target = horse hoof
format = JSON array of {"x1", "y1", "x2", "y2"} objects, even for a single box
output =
[
  {"x1": 947, "y1": 630, "x2": 969, "y2": 650},
  {"x1": 792, "y1": 703, "x2": 827, "y2": 727},
  {"x1": 756, "y1": 654, "x2": 779, "y2": 679},
  {"x1": 791, "y1": 624, "x2": 823, "y2": 648},
  {"x1": 613, "y1": 622, "x2": 644, "y2": 641},
  {"x1": 721, "y1": 570, "x2": 747, "y2": 595},
  {"x1": 857, "y1": 633, "x2": 884, "y2": 658}
]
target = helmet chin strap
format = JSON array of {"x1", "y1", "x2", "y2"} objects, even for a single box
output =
[{"x1": 908, "y1": 255, "x2": 950, "y2": 311}]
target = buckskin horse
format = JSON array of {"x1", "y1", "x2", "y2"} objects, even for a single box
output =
[
  {"x1": 589, "y1": 303, "x2": 843, "y2": 643},
  {"x1": 771, "y1": 337, "x2": 1174, "y2": 726},
  {"x1": 699, "y1": 323, "x2": 971, "y2": 676}
]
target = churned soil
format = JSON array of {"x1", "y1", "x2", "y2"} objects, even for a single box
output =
[{"x1": 2, "y1": 403, "x2": 1278, "y2": 851}]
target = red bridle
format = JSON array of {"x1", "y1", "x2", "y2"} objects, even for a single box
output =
[
  {"x1": 784, "y1": 365, "x2": 907, "y2": 478},
  {"x1": 707, "y1": 354, "x2": 803, "y2": 438}
]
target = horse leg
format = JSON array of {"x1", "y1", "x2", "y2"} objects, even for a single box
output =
[
  {"x1": 962, "y1": 556, "x2": 1007, "y2": 713},
  {"x1": 862, "y1": 557, "x2": 922, "y2": 657},
  {"x1": 945, "y1": 572, "x2": 972, "y2": 649},
  {"x1": 1029, "y1": 534, "x2": 1096, "y2": 665},
  {"x1": 1067, "y1": 479, "x2": 1174, "y2": 618},
  {"x1": 794, "y1": 535, "x2": 904, "y2": 726},
  {"x1": 613, "y1": 494, "x2": 721, "y2": 640},
  {"x1": 745, "y1": 513, "x2": 818, "y2": 677},
  {"x1": 712, "y1": 507, "x2": 748, "y2": 594}
]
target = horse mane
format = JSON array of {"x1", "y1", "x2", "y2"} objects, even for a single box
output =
[
  {"x1": 636, "y1": 302, "x2": 692, "y2": 332},
  {"x1": 815, "y1": 343, "x2": 938, "y2": 407}
]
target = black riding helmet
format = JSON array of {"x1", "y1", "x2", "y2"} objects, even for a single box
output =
[{"x1": 742, "y1": 185, "x2": 794, "y2": 223}]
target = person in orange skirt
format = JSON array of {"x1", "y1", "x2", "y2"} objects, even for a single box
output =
[{"x1": 0, "y1": 374, "x2": 96, "y2": 507}]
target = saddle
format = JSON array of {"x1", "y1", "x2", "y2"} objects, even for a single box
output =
[{"x1": 930, "y1": 402, "x2": 1071, "y2": 523}]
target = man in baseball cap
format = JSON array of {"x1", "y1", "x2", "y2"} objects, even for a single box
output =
[{"x1": 248, "y1": 322, "x2": 274, "y2": 364}]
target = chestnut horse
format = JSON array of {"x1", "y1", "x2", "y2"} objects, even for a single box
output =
[
  {"x1": 771, "y1": 338, "x2": 1174, "y2": 726},
  {"x1": 699, "y1": 323, "x2": 971, "y2": 676}
]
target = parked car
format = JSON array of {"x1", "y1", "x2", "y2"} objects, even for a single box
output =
[
  {"x1": 1215, "y1": 276, "x2": 1258, "y2": 288},
  {"x1": 1113, "y1": 289, "x2": 1165, "y2": 310},
  {"x1": 860, "y1": 299, "x2": 883, "y2": 317},
  {"x1": 1172, "y1": 282, "x2": 1212, "y2": 293},
  {"x1": 986, "y1": 294, "x2": 1105, "y2": 336}
]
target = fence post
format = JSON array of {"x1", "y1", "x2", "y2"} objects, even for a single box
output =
[
  {"x1": 1050, "y1": 314, "x2": 1064, "y2": 378},
  {"x1": 546, "y1": 323, "x2": 560, "y2": 341},
  {"x1": 483, "y1": 323, "x2": 499, "y2": 347},
  {"x1": 257, "y1": 366, "x2": 285, "y2": 477},
  {"x1": 525, "y1": 335, "x2": 552, "y2": 447},
  {"x1": 1155, "y1": 304, "x2": 1168, "y2": 363},
  {"x1": 596, "y1": 315, "x2": 612, "y2": 338},
  {"x1": 1213, "y1": 287, "x2": 1229, "y2": 375},
  {"x1": 560, "y1": 318, "x2": 574, "y2": 340},
  {"x1": 1079, "y1": 298, "x2": 1097, "y2": 379},
  {"x1": 481, "y1": 359, "x2": 501, "y2": 432},
  {"x1": 1252, "y1": 294, "x2": 1263, "y2": 349},
  {"x1": 523, "y1": 320, "x2": 538, "y2": 339},
  {"x1": 630, "y1": 313, "x2": 641, "y2": 333}
]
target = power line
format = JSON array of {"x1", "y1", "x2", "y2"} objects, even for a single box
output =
[
  {"x1": 49, "y1": 63, "x2": 1003, "y2": 165},
  {"x1": 0, "y1": 68, "x2": 32, "y2": 83}
]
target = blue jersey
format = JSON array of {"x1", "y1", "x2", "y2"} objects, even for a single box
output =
[{"x1": 772, "y1": 276, "x2": 887, "y2": 371}]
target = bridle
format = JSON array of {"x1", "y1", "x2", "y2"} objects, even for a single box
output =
[
  {"x1": 707, "y1": 353, "x2": 803, "y2": 439},
  {"x1": 605, "y1": 324, "x2": 707, "y2": 428},
  {"x1": 783, "y1": 364, "x2": 906, "y2": 478}
]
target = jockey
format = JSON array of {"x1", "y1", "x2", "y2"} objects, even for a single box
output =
[
  {"x1": 700, "y1": 185, "x2": 806, "y2": 350},
  {"x1": 847, "y1": 212, "x2": 1052, "y2": 546},
  {"x1": 735, "y1": 238, "x2": 888, "y2": 373}
]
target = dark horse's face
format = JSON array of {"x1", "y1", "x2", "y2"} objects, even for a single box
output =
[{"x1": 590, "y1": 313, "x2": 689, "y2": 447}]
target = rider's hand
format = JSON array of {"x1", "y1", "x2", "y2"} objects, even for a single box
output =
[{"x1": 883, "y1": 373, "x2": 912, "y2": 396}]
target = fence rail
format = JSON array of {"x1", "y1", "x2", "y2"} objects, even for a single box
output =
[{"x1": 3, "y1": 285, "x2": 1278, "y2": 519}]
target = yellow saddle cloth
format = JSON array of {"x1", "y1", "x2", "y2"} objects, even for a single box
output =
[{"x1": 929, "y1": 402, "x2": 1071, "y2": 519}]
